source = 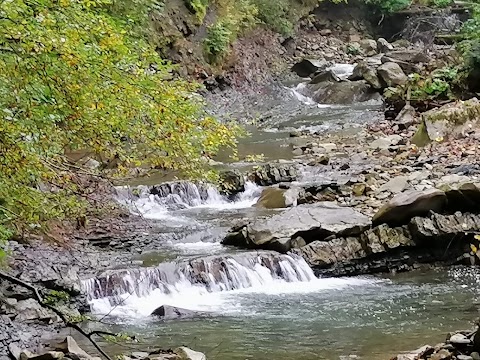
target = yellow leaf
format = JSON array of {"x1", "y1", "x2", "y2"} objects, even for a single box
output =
[{"x1": 471, "y1": 244, "x2": 478, "y2": 253}]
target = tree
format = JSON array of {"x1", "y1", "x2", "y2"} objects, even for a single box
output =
[{"x1": 0, "y1": 0, "x2": 239, "y2": 248}]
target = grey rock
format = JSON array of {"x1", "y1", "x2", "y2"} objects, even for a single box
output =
[
  {"x1": 372, "y1": 189, "x2": 447, "y2": 226},
  {"x1": 410, "y1": 213, "x2": 480, "y2": 240},
  {"x1": 294, "y1": 224, "x2": 413, "y2": 267},
  {"x1": 131, "y1": 352, "x2": 149, "y2": 360},
  {"x1": 377, "y1": 38, "x2": 393, "y2": 53},
  {"x1": 255, "y1": 187, "x2": 302, "y2": 209},
  {"x1": 395, "y1": 104, "x2": 416, "y2": 129},
  {"x1": 350, "y1": 61, "x2": 383, "y2": 89},
  {"x1": 219, "y1": 169, "x2": 245, "y2": 195},
  {"x1": 457, "y1": 356, "x2": 473, "y2": 360},
  {"x1": 422, "y1": 98, "x2": 480, "y2": 141},
  {"x1": 307, "y1": 80, "x2": 382, "y2": 105},
  {"x1": 384, "y1": 50, "x2": 430, "y2": 64},
  {"x1": 248, "y1": 163, "x2": 297, "y2": 186},
  {"x1": 14, "y1": 299, "x2": 54, "y2": 322},
  {"x1": 430, "y1": 349, "x2": 452, "y2": 360},
  {"x1": 310, "y1": 70, "x2": 341, "y2": 84},
  {"x1": 9, "y1": 344, "x2": 22, "y2": 360},
  {"x1": 151, "y1": 305, "x2": 200, "y2": 320},
  {"x1": 55, "y1": 337, "x2": 91, "y2": 359},
  {"x1": 359, "y1": 39, "x2": 378, "y2": 56},
  {"x1": 370, "y1": 134, "x2": 402, "y2": 150},
  {"x1": 28, "y1": 352, "x2": 65, "y2": 360},
  {"x1": 174, "y1": 347, "x2": 206, "y2": 360},
  {"x1": 223, "y1": 203, "x2": 370, "y2": 253},
  {"x1": 378, "y1": 176, "x2": 409, "y2": 194},
  {"x1": 291, "y1": 58, "x2": 329, "y2": 78},
  {"x1": 396, "y1": 346, "x2": 433, "y2": 360},
  {"x1": 377, "y1": 62, "x2": 408, "y2": 87}
]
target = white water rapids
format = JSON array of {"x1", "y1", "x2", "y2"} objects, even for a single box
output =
[
  {"x1": 115, "y1": 180, "x2": 262, "y2": 221},
  {"x1": 81, "y1": 252, "x2": 381, "y2": 318}
]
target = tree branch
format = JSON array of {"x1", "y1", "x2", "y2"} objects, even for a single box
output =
[{"x1": 0, "y1": 271, "x2": 113, "y2": 360}]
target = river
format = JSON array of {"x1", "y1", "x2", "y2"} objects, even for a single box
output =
[{"x1": 78, "y1": 79, "x2": 480, "y2": 359}]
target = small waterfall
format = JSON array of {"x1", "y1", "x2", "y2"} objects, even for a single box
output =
[
  {"x1": 81, "y1": 252, "x2": 316, "y2": 314},
  {"x1": 116, "y1": 180, "x2": 261, "y2": 218}
]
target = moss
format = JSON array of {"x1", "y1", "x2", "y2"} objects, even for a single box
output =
[{"x1": 411, "y1": 121, "x2": 431, "y2": 147}]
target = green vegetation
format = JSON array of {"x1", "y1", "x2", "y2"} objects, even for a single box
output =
[
  {"x1": 385, "y1": 66, "x2": 462, "y2": 102},
  {"x1": 186, "y1": 0, "x2": 209, "y2": 21},
  {"x1": 0, "y1": 0, "x2": 239, "y2": 254},
  {"x1": 365, "y1": 0, "x2": 411, "y2": 13},
  {"x1": 431, "y1": 0, "x2": 451, "y2": 8},
  {"x1": 253, "y1": 0, "x2": 295, "y2": 35},
  {"x1": 44, "y1": 290, "x2": 71, "y2": 306}
]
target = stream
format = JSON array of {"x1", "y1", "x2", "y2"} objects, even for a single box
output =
[{"x1": 79, "y1": 79, "x2": 480, "y2": 359}]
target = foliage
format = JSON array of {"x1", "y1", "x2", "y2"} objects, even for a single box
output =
[
  {"x1": 185, "y1": 0, "x2": 209, "y2": 22},
  {"x1": 384, "y1": 66, "x2": 462, "y2": 102},
  {"x1": 364, "y1": 0, "x2": 411, "y2": 13},
  {"x1": 346, "y1": 44, "x2": 361, "y2": 55},
  {"x1": 0, "y1": 0, "x2": 239, "y2": 245},
  {"x1": 205, "y1": 20, "x2": 236, "y2": 62},
  {"x1": 44, "y1": 290, "x2": 71, "y2": 306},
  {"x1": 67, "y1": 314, "x2": 92, "y2": 324},
  {"x1": 252, "y1": 0, "x2": 294, "y2": 36},
  {"x1": 431, "y1": 0, "x2": 451, "y2": 8},
  {"x1": 204, "y1": 0, "x2": 258, "y2": 62},
  {"x1": 103, "y1": 333, "x2": 135, "y2": 343},
  {"x1": 244, "y1": 153, "x2": 265, "y2": 162}
]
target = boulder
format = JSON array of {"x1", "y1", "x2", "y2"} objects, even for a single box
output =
[
  {"x1": 359, "y1": 39, "x2": 378, "y2": 56},
  {"x1": 151, "y1": 305, "x2": 199, "y2": 320},
  {"x1": 293, "y1": 224, "x2": 413, "y2": 267},
  {"x1": 409, "y1": 213, "x2": 480, "y2": 240},
  {"x1": 372, "y1": 189, "x2": 447, "y2": 226},
  {"x1": 55, "y1": 336, "x2": 91, "y2": 359},
  {"x1": 254, "y1": 187, "x2": 301, "y2": 209},
  {"x1": 377, "y1": 62, "x2": 408, "y2": 87},
  {"x1": 381, "y1": 50, "x2": 429, "y2": 74},
  {"x1": 384, "y1": 50, "x2": 430, "y2": 64},
  {"x1": 219, "y1": 169, "x2": 245, "y2": 195},
  {"x1": 248, "y1": 163, "x2": 297, "y2": 186},
  {"x1": 174, "y1": 347, "x2": 206, "y2": 360},
  {"x1": 223, "y1": 203, "x2": 370, "y2": 253},
  {"x1": 307, "y1": 80, "x2": 382, "y2": 104},
  {"x1": 421, "y1": 98, "x2": 480, "y2": 141},
  {"x1": 377, "y1": 38, "x2": 393, "y2": 53},
  {"x1": 442, "y1": 182, "x2": 480, "y2": 213},
  {"x1": 291, "y1": 58, "x2": 329, "y2": 78},
  {"x1": 255, "y1": 188, "x2": 288, "y2": 209},
  {"x1": 349, "y1": 61, "x2": 383, "y2": 89},
  {"x1": 394, "y1": 104, "x2": 416, "y2": 129},
  {"x1": 310, "y1": 70, "x2": 341, "y2": 84}
]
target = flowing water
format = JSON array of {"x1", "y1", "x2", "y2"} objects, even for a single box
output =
[{"x1": 80, "y1": 78, "x2": 480, "y2": 359}]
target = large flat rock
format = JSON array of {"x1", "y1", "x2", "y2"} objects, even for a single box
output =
[
  {"x1": 372, "y1": 188, "x2": 447, "y2": 227},
  {"x1": 223, "y1": 203, "x2": 371, "y2": 253}
]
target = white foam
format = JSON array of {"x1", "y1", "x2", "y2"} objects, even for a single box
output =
[
  {"x1": 117, "y1": 181, "x2": 261, "y2": 217},
  {"x1": 87, "y1": 276, "x2": 383, "y2": 318}
]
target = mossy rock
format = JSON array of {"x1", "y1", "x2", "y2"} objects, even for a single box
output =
[{"x1": 411, "y1": 121, "x2": 431, "y2": 147}]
